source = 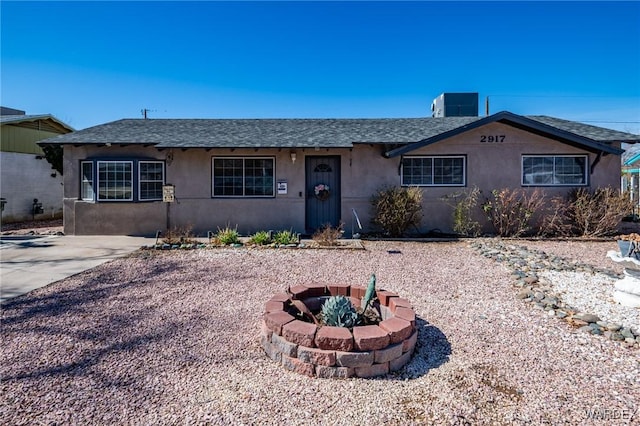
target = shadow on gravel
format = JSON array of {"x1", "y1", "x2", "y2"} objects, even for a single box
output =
[
  {"x1": 0, "y1": 257, "x2": 201, "y2": 388},
  {"x1": 387, "y1": 317, "x2": 451, "y2": 380},
  {"x1": 1, "y1": 317, "x2": 190, "y2": 383}
]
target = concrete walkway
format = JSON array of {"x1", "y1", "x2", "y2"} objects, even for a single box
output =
[{"x1": 0, "y1": 235, "x2": 155, "y2": 304}]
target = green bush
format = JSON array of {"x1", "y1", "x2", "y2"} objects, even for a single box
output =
[
  {"x1": 215, "y1": 225, "x2": 241, "y2": 245},
  {"x1": 370, "y1": 186, "x2": 423, "y2": 237},
  {"x1": 273, "y1": 229, "x2": 298, "y2": 245},
  {"x1": 248, "y1": 230, "x2": 272, "y2": 245},
  {"x1": 442, "y1": 186, "x2": 482, "y2": 237}
]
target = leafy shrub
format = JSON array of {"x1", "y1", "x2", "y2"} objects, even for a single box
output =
[
  {"x1": 215, "y1": 225, "x2": 241, "y2": 245},
  {"x1": 312, "y1": 222, "x2": 344, "y2": 246},
  {"x1": 370, "y1": 186, "x2": 423, "y2": 237},
  {"x1": 42, "y1": 145, "x2": 63, "y2": 175},
  {"x1": 273, "y1": 229, "x2": 298, "y2": 245},
  {"x1": 482, "y1": 188, "x2": 546, "y2": 237},
  {"x1": 442, "y1": 186, "x2": 482, "y2": 237},
  {"x1": 540, "y1": 187, "x2": 633, "y2": 237},
  {"x1": 248, "y1": 230, "x2": 272, "y2": 245}
]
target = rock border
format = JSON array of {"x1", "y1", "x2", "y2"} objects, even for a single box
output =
[
  {"x1": 261, "y1": 284, "x2": 418, "y2": 378},
  {"x1": 142, "y1": 239, "x2": 365, "y2": 251},
  {"x1": 471, "y1": 240, "x2": 640, "y2": 348}
]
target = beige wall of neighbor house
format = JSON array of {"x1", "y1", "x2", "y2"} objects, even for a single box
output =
[
  {"x1": 1, "y1": 151, "x2": 63, "y2": 223},
  {"x1": 1, "y1": 119, "x2": 70, "y2": 223},
  {"x1": 61, "y1": 120, "x2": 623, "y2": 236}
]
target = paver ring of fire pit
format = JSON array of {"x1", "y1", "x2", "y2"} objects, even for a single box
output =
[{"x1": 261, "y1": 283, "x2": 418, "y2": 379}]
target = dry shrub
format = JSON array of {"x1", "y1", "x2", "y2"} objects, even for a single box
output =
[
  {"x1": 162, "y1": 224, "x2": 199, "y2": 244},
  {"x1": 312, "y1": 222, "x2": 344, "y2": 246},
  {"x1": 540, "y1": 187, "x2": 633, "y2": 237},
  {"x1": 482, "y1": 188, "x2": 546, "y2": 237},
  {"x1": 370, "y1": 186, "x2": 423, "y2": 237}
]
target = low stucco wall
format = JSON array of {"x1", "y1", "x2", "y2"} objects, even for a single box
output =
[{"x1": 66, "y1": 200, "x2": 166, "y2": 236}]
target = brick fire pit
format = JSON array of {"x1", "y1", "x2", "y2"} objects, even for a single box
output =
[{"x1": 260, "y1": 283, "x2": 418, "y2": 379}]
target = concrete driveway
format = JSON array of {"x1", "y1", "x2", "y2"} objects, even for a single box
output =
[{"x1": 0, "y1": 235, "x2": 155, "y2": 304}]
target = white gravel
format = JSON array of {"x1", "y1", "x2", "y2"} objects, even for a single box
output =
[
  {"x1": 1, "y1": 240, "x2": 639, "y2": 425},
  {"x1": 539, "y1": 269, "x2": 640, "y2": 332}
]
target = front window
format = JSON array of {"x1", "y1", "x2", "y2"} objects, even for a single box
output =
[
  {"x1": 212, "y1": 157, "x2": 274, "y2": 197},
  {"x1": 401, "y1": 156, "x2": 465, "y2": 186},
  {"x1": 81, "y1": 161, "x2": 94, "y2": 201},
  {"x1": 522, "y1": 155, "x2": 587, "y2": 186},
  {"x1": 139, "y1": 161, "x2": 164, "y2": 201},
  {"x1": 97, "y1": 161, "x2": 133, "y2": 201}
]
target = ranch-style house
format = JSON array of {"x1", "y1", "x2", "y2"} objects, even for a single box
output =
[{"x1": 38, "y1": 109, "x2": 640, "y2": 237}]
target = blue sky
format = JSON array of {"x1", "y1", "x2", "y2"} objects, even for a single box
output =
[{"x1": 2, "y1": 1, "x2": 639, "y2": 133}]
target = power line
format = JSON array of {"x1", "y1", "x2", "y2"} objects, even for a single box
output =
[
  {"x1": 486, "y1": 94, "x2": 636, "y2": 99},
  {"x1": 579, "y1": 120, "x2": 640, "y2": 124},
  {"x1": 484, "y1": 94, "x2": 640, "y2": 120}
]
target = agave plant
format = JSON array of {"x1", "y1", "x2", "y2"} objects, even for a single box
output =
[{"x1": 320, "y1": 295, "x2": 359, "y2": 328}]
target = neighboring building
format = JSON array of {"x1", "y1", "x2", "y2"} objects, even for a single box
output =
[
  {"x1": 38, "y1": 110, "x2": 639, "y2": 236},
  {"x1": 0, "y1": 107, "x2": 74, "y2": 223},
  {"x1": 622, "y1": 149, "x2": 640, "y2": 214},
  {"x1": 431, "y1": 92, "x2": 479, "y2": 117}
]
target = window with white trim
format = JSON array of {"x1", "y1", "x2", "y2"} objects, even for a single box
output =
[
  {"x1": 401, "y1": 156, "x2": 465, "y2": 186},
  {"x1": 97, "y1": 161, "x2": 133, "y2": 201},
  {"x1": 81, "y1": 159, "x2": 165, "y2": 202},
  {"x1": 212, "y1": 157, "x2": 274, "y2": 197},
  {"x1": 522, "y1": 155, "x2": 587, "y2": 186},
  {"x1": 81, "y1": 161, "x2": 94, "y2": 201},
  {"x1": 139, "y1": 161, "x2": 164, "y2": 201}
]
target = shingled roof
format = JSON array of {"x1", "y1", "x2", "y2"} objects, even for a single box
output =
[
  {"x1": 384, "y1": 111, "x2": 637, "y2": 157},
  {"x1": 1, "y1": 114, "x2": 74, "y2": 132},
  {"x1": 38, "y1": 111, "x2": 639, "y2": 153}
]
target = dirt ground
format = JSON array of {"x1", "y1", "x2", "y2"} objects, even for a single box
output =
[{"x1": 0, "y1": 218, "x2": 64, "y2": 235}]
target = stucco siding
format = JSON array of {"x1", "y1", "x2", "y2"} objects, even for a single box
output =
[
  {"x1": 64, "y1": 146, "x2": 314, "y2": 235},
  {"x1": 0, "y1": 151, "x2": 63, "y2": 223},
  {"x1": 70, "y1": 201, "x2": 166, "y2": 235},
  {"x1": 389, "y1": 123, "x2": 623, "y2": 234}
]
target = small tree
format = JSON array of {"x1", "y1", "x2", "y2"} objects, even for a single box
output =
[{"x1": 370, "y1": 186, "x2": 423, "y2": 237}]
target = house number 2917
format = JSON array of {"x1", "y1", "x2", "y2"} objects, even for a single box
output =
[{"x1": 480, "y1": 135, "x2": 505, "y2": 142}]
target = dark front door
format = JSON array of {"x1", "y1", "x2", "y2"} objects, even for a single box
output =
[{"x1": 306, "y1": 156, "x2": 341, "y2": 233}]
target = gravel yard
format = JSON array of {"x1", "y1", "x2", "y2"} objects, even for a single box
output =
[{"x1": 1, "y1": 239, "x2": 639, "y2": 425}]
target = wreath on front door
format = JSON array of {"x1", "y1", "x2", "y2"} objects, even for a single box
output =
[{"x1": 314, "y1": 183, "x2": 330, "y2": 201}]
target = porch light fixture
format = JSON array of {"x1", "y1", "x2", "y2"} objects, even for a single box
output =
[{"x1": 290, "y1": 151, "x2": 297, "y2": 164}]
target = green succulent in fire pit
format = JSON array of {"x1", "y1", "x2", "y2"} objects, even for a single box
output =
[{"x1": 320, "y1": 295, "x2": 359, "y2": 328}]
